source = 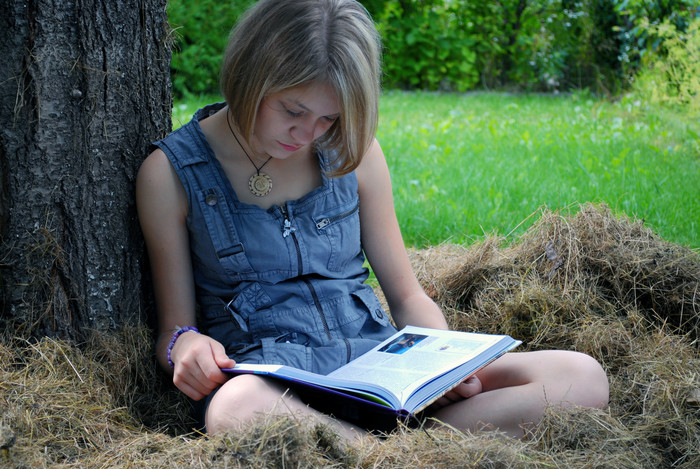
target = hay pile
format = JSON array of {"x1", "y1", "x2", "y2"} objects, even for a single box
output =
[{"x1": 1, "y1": 203, "x2": 698, "y2": 468}]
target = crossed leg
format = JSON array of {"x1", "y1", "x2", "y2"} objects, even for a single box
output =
[
  {"x1": 205, "y1": 373, "x2": 368, "y2": 441},
  {"x1": 204, "y1": 350, "x2": 609, "y2": 440},
  {"x1": 427, "y1": 350, "x2": 609, "y2": 438}
]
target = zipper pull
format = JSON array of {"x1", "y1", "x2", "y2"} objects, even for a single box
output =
[
  {"x1": 316, "y1": 218, "x2": 330, "y2": 229},
  {"x1": 280, "y1": 205, "x2": 296, "y2": 238},
  {"x1": 283, "y1": 218, "x2": 296, "y2": 238}
]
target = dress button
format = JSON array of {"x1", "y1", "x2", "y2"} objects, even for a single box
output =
[
  {"x1": 375, "y1": 309, "x2": 384, "y2": 318},
  {"x1": 205, "y1": 194, "x2": 218, "y2": 206}
]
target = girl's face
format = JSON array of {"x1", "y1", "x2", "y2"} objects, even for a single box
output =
[{"x1": 252, "y1": 81, "x2": 340, "y2": 159}]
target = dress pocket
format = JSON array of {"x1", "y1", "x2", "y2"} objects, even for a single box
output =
[
  {"x1": 224, "y1": 283, "x2": 273, "y2": 332},
  {"x1": 314, "y1": 201, "x2": 361, "y2": 272},
  {"x1": 197, "y1": 187, "x2": 256, "y2": 279},
  {"x1": 351, "y1": 286, "x2": 391, "y2": 329},
  {"x1": 261, "y1": 337, "x2": 312, "y2": 371}
]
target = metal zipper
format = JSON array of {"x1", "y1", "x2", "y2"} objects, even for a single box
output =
[
  {"x1": 280, "y1": 204, "x2": 303, "y2": 277},
  {"x1": 302, "y1": 278, "x2": 332, "y2": 341},
  {"x1": 315, "y1": 202, "x2": 360, "y2": 230},
  {"x1": 281, "y1": 204, "x2": 350, "y2": 360},
  {"x1": 343, "y1": 338, "x2": 351, "y2": 363}
]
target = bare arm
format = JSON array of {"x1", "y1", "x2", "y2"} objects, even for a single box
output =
[
  {"x1": 356, "y1": 141, "x2": 485, "y2": 402},
  {"x1": 356, "y1": 140, "x2": 449, "y2": 330},
  {"x1": 136, "y1": 149, "x2": 235, "y2": 400}
]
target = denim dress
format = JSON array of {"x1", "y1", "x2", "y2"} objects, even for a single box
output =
[{"x1": 153, "y1": 103, "x2": 397, "y2": 376}]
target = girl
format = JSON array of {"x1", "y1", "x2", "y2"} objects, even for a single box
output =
[{"x1": 136, "y1": 0, "x2": 608, "y2": 440}]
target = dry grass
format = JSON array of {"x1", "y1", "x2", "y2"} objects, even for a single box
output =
[{"x1": 1, "y1": 203, "x2": 698, "y2": 468}]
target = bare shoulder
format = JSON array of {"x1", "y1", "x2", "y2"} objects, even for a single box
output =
[
  {"x1": 356, "y1": 139, "x2": 389, "y2": 191},
  {"x1": 137, "y1": 148, "x2": 175, "y2": 187},
  {"x1": 136, "y1": 148, "x2": 187, "y2": 221}
]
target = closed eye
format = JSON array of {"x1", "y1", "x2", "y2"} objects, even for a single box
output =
[{"x1": 286, "y1": 108, "x2": 304, "y2": 118}]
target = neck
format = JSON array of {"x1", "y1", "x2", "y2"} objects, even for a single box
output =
[{"x1": 225, "y1": 110, "x2": 270, "y2": 170}]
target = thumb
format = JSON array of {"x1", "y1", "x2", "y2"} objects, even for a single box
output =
[{"x1": 211, "y1": 343, "x2": 236, "y2": 370}]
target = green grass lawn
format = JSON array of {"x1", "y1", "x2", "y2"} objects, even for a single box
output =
[{"x1": 173, "y1": 92, "x2": 700, "y2": 249}]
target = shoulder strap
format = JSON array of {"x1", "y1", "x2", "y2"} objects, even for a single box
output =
[{"x1": 151, "y1": 108, "x2": 255, "y2": 280}]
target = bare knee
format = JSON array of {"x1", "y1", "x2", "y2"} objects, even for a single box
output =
[
  {"x1": 204, "y1": 374, "x2": 369, "y2": 442},
  {"x1": 205, "y1": 374, "x2": 295, "y2": 434},
  {"x1": 485, "y1": 350, "x2": 610, "y2": 410},
  {"x1": 538, "y1": 350, "x2": 609, "y2": 409},
  {"x1": 568, "y1": 351, "x2": 609, "y2": 409}
]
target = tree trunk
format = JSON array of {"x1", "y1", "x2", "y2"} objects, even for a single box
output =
[
  {"x1": 499, "y1": 0, "x2": 529, "y2": 85},
  {"x1": 0, "y1": 0, "x2": 171, "y2": 339}
]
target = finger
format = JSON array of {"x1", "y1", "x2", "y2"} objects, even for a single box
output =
[
  {"x1": 434, "y1": 389, "x2": 461, "y2": 407},
  {"x1": 446, "y1": 383, "x2": 478, "y2": 401},
  {"x1": 172, "y1": 369, "x2": 207, "y2": 400},
  {"x1": 175, "y1": 378, "x2": 206, "y2": 401},
  {"x1": 212, "y1": 342, "x2": 237, "y2": 370},
  {"x1": 172, "y1": 335, "x2": 231, "y2": 395},
  {"x1": 197, "y1": 345, "x2": 235, "y2": 385},
  {"x1": 184, "y1": 358, "x2": 227, "y2": 393},
  {"x1": 453, "y1": 375, "x2": 483, "y2": 399},
  {"x1": 183, "y1": 347, "x2": 230, "y2": 394},
  {"x1": 173, "y1": 364, "x2": 215, "y2": 397},
  {"x1": 174, "y1": 351, "x2": 222, "y2": 396},
  {"x1": 433, "y1": 396, "x2": 452, "y2": 408},
  {"x1": 442, "y1": 389, "x2": 457, "y2": 400}
]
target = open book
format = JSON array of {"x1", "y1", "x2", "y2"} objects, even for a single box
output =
[{"x1": 223, "y1": 326, "x2": 520, "y2": 429}]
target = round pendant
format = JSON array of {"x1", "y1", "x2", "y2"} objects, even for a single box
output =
[{"x1": 249, "y1": 172, "x2": 273, "y2": 197}]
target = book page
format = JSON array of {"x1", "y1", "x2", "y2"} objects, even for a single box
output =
[{"x1": 326, "y1": 327, "x2": 505, "y2": 400}]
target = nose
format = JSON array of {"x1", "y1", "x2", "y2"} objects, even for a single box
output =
[
  {"x1": 291, "y1": 124, "x2": 313, "y2": 144},
  {"x1": 291, "y1": 118, "x2": 331, "y2": 144}
]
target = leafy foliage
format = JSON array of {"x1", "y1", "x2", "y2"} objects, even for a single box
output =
[
  {"x1": 614, "y1": 0, "x2": 699, "y2": 74},
  {"x1": 632, "y1": 17, "x2": 700, "y2": 110},
  {"x1": 167, "y1": 0, "x2": 700, "y2": 100},
  {"x1": 377, "y1": 1, "x2": 478, "y2": 91},
  {"x1": 167, "y1": 0, "x2": 254, "y2": 98},
  {"x1": 374, "y1": 0, "x2": 698, "y2": 93}
]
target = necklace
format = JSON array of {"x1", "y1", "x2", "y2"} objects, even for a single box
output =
[{"x1": 226, "y1": 111, "x2": 273, "y2": 197}]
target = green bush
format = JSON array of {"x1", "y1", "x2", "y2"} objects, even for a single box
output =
[
  {"x1": 167, "y1": 0, "x2": 254, "y2": 98},
  {"x1": 519, "y1": 1, "x2": 622, "y2": 93},
  {"x1": 377, "y1": 1, "x2": 478, "y2": 91},
  {"x1": 470, "y1": 0, "x2": 624, "y2": 93},
  {"x1": 375, "y1": 0, "x2": 629, "y2": 93},
  {"x1": 614, "y1": 0, "x2": 698, "y2": 77},
  {"x1": 167, "y1": 0, "x2": 700, "y2": 97},
  {"x1": 632, "y1": 17, "x2": 700, "y2": 110}
]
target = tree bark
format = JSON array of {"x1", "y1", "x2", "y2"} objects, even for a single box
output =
[{"x1": 0, "y1": 0, "x2": 171, "y2": 339}]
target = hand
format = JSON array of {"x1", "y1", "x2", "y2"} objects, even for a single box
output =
[
  {"x1": 170, "y1": 331, "x2": 237, "y2": 400},
  {"x1": 432, "y1": 375, "x2": 483, "y2": 409}
]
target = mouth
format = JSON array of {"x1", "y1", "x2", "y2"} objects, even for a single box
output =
[{"x1": 279, "y1": 141, "x2": 302, "y2": 152}]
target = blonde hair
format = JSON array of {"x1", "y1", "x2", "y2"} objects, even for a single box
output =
[{"x1": 220, "y1": 0, "x2": 381, "y2": 176}]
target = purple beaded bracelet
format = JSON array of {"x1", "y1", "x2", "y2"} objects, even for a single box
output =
[{"x1": 166, "y1": 326, "x2": 199, "y2": 369}]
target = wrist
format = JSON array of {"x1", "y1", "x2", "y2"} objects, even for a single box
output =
[{"x1": 166, "y1": 326, "x2": 200, "y2": 369}]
